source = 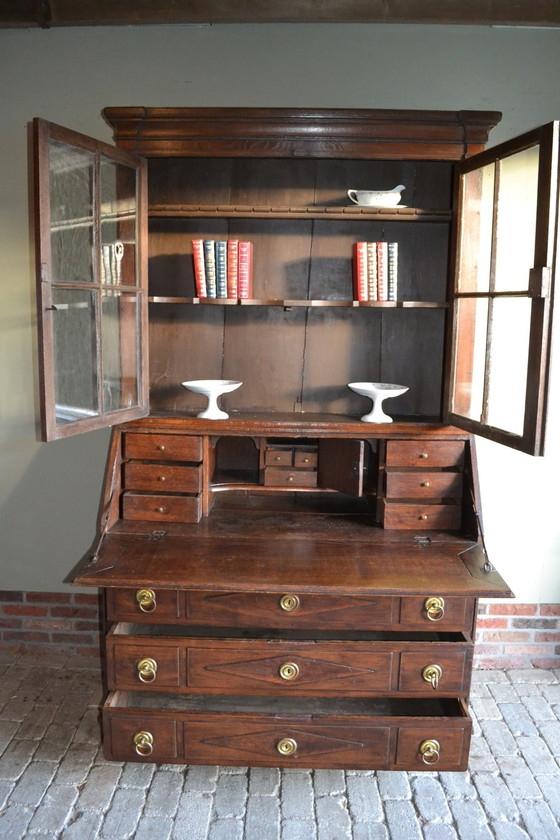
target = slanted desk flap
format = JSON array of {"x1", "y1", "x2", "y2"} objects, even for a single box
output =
[{"x1": 71, "y1": 525, "x2": 512, "y2": 598}]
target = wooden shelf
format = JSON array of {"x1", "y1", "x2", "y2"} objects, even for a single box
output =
[
  {"x1": 148, "y1": 204, "x2": 452, "y2": 222},
  {"x1": 148, "y1": 296, "x2": 448, "y2": 308}
]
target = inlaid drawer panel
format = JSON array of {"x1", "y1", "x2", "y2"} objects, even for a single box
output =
[
  {"x1": 106, "y1": 589, "x2": 477, "y2": 633},
  {"x1": 122, "y1": 492, "x2": 202, "y2": 523},
  {"x1": 385, "y1": 472, "x2": 463, "y2": 499},
  {"x1": 124, "y1": 433, "x2": 203, "y2": 462},
  {"x1": 382, "y1": 502, "x2": 462, "y2": 530},
  {"x1": 385, "y1": 440, "x2": 465, "y2": 468},
  {"x1": 123, "y1": 463, "x2": 202, "y2": 494},
  {"x1": 102, "y1": 692, "x2": 471, "y2": 771},
  {"x1": 106, "y1": 626, "x2": 472, "y2": 697}
]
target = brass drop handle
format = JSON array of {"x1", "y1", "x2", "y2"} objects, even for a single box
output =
[
  {"x1": 133, "y1": 730, "x2": 154, "y2": 756},
  {"x1": 137, "y1": 657, "x2": 158, "y2": 683},
  {"x1": 277, "y1": 737, "x2": 298, "y2": 756},
  {"x1": 279, "y1": 594, "x2": 300, "y2": 612},
  {"x1": 424, "y1": 596, "x2": 445, "y2": 622},
  {"x1": 419, "y1": 738, "x2": 441, "y2": 765},
  {"x1": 422, "y1": 663, "x2": 443, "y2": 690},
  {"x1": 279, "y1": 662, "x2": 300, "y2": 681},
  {"x1": 136, "y1": 588, "x2": 157, "y2": 613}
]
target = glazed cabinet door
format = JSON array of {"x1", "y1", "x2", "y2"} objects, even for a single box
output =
[
  {"x1": 447, "y1": 122, "x2": 558, "y2": 455},
  {"x1": 33, "y1": 119, "x2": 149, "y2": 440}
]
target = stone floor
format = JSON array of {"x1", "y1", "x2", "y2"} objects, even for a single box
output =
[{"x1": 0, "y1": 652, "x2": 559, "y2": 840}]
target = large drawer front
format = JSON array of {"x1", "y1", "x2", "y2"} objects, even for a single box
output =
[
  {"x1": 385, "y1": 440, "x2": 465, "y2": 468},
  {"x1": 103, "y1": 693, "x2": 471, "y2": 771},
  {"x1": 107, "y1": 632, "x2": 471, "y2": 697},
  {"x1": 106, "y1": 589, "x2": 476, "y2": 633}
]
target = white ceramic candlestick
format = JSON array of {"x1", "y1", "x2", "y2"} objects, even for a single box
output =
[
  {"x1": 181, "y1": 379, "x2": 242, "y2": 419},
  {"x1": 348, "y1": 382, "x2": 408, "y2": 423}
]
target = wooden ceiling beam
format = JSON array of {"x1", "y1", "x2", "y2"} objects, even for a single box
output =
[{"x1": 1, "y1": 0, "x2": 560, "y2": 28}]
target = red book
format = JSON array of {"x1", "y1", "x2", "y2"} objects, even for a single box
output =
[
  {"x1": 376, "y1": 241, "x2": 388, "y2": 301},
  {"x1": 191, "y1": 239, "x2": 207, "y2": 297},
  {"x1": 227, "y1": 240, "x2": 239, "y2": 298},
  {"x1": 352, "y1": 242, "x2": 368, "y2": 301},
  {"x1": 238, "y1": 241, "x2": 253, "y2": 298}
]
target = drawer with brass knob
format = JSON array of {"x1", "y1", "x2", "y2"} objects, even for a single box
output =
[
  {"x1": 123, "y1": 463, "x2": 202, "y2": 494},
  {"x1": 124, "y1": 433, "x2": 203, "y2": 462},
  {"x1": 102, "y1": 692, "x2": 472, "y2": 770}
]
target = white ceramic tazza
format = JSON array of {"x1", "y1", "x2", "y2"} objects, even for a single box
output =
[
  {"x1": 182, "y1": 379, "x2": 242, "y2": 419},
  {"x1": 347, "y1": 185, "x2": 405, "y2": 207},
  {"x1": 348, "y1": 382, "x2": 408, "y2": 423}
]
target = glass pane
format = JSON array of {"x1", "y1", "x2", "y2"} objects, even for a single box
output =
[
  {"x1": 451, "y1": 296, "x2": 489, "y2": 421},
  {"x1": 486, "y1": 297, "x2": 531, "y2": 435},
  {"x1": 52, "y1": 287, "x2": 98, "y2": 424},
  {"x1": 49, "y1": 139, "x2": 95, "y2": 284},
  {"x1": 494, "y1": 145, "x2": 539, "y2": 292},
  {"x1": 457, "y1": 164, "x2": 494, "y2": 293},
  {"x1": 100, "y1": 157, "x2": 137, "y2": 286},
  {"x1": 101, "y1": 290, "x2": 140, "y2": 411}
]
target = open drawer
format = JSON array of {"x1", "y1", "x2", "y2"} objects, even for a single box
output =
[{"x1": 102, "y1": 691, "x2": 472, "y2": 771}]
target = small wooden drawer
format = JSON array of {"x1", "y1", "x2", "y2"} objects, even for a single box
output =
[
  {"x1": 398, "y1": 650, "x2": 470, "y2": 694},
  {"x1": 399, "y1": 597, "x2": 474, "y2": 632},
  {"x1": 382, "y1": 502, "x2": 462, "y2": 530},
  {"x1": 123, "y1": 463, "x2": 202, "y2": 494},
  {"x1": 102, "y1": 692, "x2": 471, "y2": 770},
  {"x1": 108, "y1": 642, "x2": 181, "y2": 689},
  {"x1": 264, "y1": 467, "x2": 317, "y2": 488},
  {"x1": 385, "y1": 472, "x2": 463, "y2": 500},
  {"x1": 122, "y1": 492, "x2": 202, "y2": 523},
  {"x1": 106, "y1": 588, "x2": 182, "y2": 622},
  {"x1": 264, "y1": 447, "x2": 293, "y2": 466},
  {"x1": 386, "y1": 440, "x2": 465, "y2": 469},
  {"x1": 293, "y1": 450, "x2": 318, "y2": 468},
  {"x1": 185, "y1": 591, "x2": 398, "y2": 630},
  {"x1": 125, "y1": 433, "x2": 203, "y2": 462}
]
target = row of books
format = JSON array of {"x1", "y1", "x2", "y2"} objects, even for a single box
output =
[
  {"x1": 353, "y1": 241, "x2": 398, "y2": 302},
  {"x1": 192, "y1": 239, "x2": 253, "y2": 299}
]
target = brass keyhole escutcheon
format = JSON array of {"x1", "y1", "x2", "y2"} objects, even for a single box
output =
[
  {"x1": 419, "y1": 738, "x2": 441, "y2": 765},
  {"x1": 279, "y1": 594, "x2": 300, "y2": 612},
  {"x1": 277, "y1": 737, "x2": 298, "y2": 756},
  {"x1": 133, "y1": 730, "x2": 154, "y2": 756},
  {"x1": 279, "y1": 662, "x2": 300, "y2": 681},
  {"x1": 422, "y1": 663, "x2": 443, "y2": 690},
  {"x1": 424, "y1": 596, "x2": 445, "y2": 622},
  {"x1": 136, "y1": 589, "x2": 157, "y2": 613},
  {"x1": 137, "y1": 657, "x2": 158, "y2": 683}
]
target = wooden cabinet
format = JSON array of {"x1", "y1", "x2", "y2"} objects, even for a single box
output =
[{"x1": 34, "y1": 108, "x2": 560, "y2": 771}]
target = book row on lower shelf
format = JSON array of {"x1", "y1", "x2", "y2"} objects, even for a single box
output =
[
  {"x1": 192, "y1": 239, "x2": 253, "y2": 299},
  {"x1": 353, "y1": 241, "x2": 398, "y2": 302}
]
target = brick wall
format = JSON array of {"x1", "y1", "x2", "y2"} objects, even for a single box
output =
[
  {"x1": 475, "y1": 602, "x2": 560, "y2": 669},
  {"x1": 0, "y1": 591, "x2": 558, "y2": 668},
  {"x1": 0, "y1": 591, "x2": 102, "y2": 658}
]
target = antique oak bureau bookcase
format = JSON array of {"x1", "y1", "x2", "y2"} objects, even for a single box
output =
[{"x1": 34, "y1": 108, "x2": 558, "y2": 771}]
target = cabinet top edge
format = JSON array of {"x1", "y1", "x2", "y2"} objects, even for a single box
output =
[{"x1": 102, "y1": 107, "x2": 501, "y2": 160}]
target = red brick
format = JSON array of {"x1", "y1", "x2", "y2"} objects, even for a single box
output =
[
  {"x1": 476, "y1": 617, "x2": 508, "y2": 629},
  {"x1": 475, "y1": 656, "x2": 529, "y2": 669},
  {"x1": 50, "y1": 606, "x2": 97, "y2": 619},
  {"x1": 4, "y1": 630, "x2": 50, "y2": 642},
  {"x1": 24, "y1": 618, "x2": 73, "y2": 632},
  {"x1": 73, "y1": 593, "x2": 100, "y2": 606},
  {"x1": 0, "y1": 618, "x2": 22, "y2": 628},
  {"x1": 3, "y1": 605, "x2": 48, "y2": 617},
  {"x1": 51, "y1": 633, "x2": 95, "y2": 645},
  {"x1": 482, "y1": 631, "x2": 530, "y2": 643},
  {"x1": 473, "y1": 643, "x2": 504, "y2": 655},
  {"x1": 534, "y1": 631, "x2": 560, "y2": 642},
  {"x1": 539, "y1": 604, "x2": 560, "y2": 616},
  {"x1": 75, "y1": 646, "x2": 101, "y2": 657},
  {"x1": 505, "y1": 644, "x2": 554, "y2": 655},
  {"x1": 74, "y1": 621, "x2": 100, "y2": 632},
  {"x1": 531, "y1": 657, "x2": 560, "y2": 669},
  {"x1": 0, "y1": 592, "x2": 24, "y2": 602},
  {"x1": 26, "y1": 592, "x2": 72, "y2": 604},
  {"x1": 488, "y1": 604, "x2": 537, "y2": 616}
]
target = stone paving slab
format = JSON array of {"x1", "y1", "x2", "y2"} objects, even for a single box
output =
[{"x1": 0, "y1": 652, "x2": 557, "y2": 839}]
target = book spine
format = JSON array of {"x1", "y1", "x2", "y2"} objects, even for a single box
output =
[
  {"x1": 388, "y1": 241, "x2": 398, "y2": 301},
  {"x1": 227, "y1": 240, "x2": 239, "y2": 298},
  {"x1": 366, "y1": 242, "x2": 378, "y2": 301},
  {"x1": 215, "y1": 240, "x2": 228, "y2": 298},
  {"x1": 203, "y1": 240, "x2": 217, "y2": 298},
  {"x1": 352, "y1": 242, "x2": 368, "y2": 301},
  {"x1": 376, "y1": 241, "x2": 388, "y2": 301},
  {"x1": 191, "y1": 239, "x2": 207, "y2": 297},
  {"x1": 238, "y1": 241, "x2": 253, "y2": 298}
]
